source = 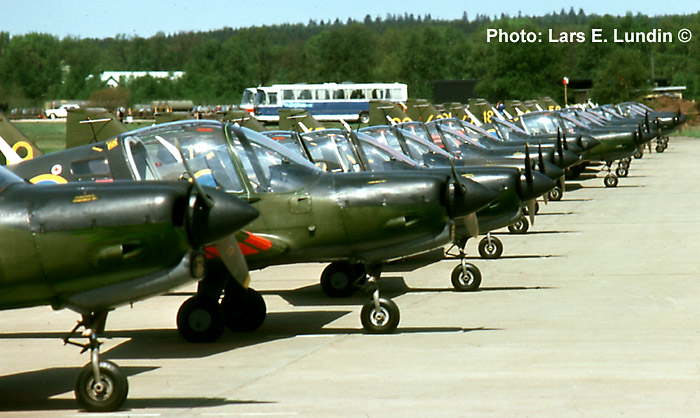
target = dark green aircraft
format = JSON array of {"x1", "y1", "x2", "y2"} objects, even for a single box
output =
[
  {"x1": 0, "y1": 165, "x2": 258, "y2": 411},
  {"x1": 6, "y1": 120, "x2": 497, "y2": 334}
]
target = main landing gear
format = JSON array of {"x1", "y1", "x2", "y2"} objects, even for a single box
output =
[
  {"x1": 319, "y1": 262, "x2": 400, "y2": 333},
  {"x1": 177, "y1": 270, "x2": 267, "y2": 342},
  {"x1": 64, "y1": 311, "x2": 128, "y2": 412}
]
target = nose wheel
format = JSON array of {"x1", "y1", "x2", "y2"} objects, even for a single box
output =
[
  {"x1": 359, "y1": 267, "x2": 400, "y2": 333},
  {"x1": 64, "y1": 312, "x2": 129, "y2": 412},
  {"x1": 478, "y1": 233, "x2": 503, "y2": 259},
  {"x1": 444, "y1": 239, "x2": 484, "y2": 291},
  {"x1": 507, "y1": 216, "x2": 529, "y2": 234}
]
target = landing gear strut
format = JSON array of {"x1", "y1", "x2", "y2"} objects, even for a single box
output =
[
  {"x1": 359, "y1": 266, "x2": 400, "y2": 333},
  {"x1": 603, "y1": 162, "x2": 619, "y2": 188},
  {"x1": 64, "y1": 312, "x2": 128, "y2": 412}
]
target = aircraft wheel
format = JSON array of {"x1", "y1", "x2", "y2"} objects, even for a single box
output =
[
  {"x1": 222, "y1": 287, "x2": 267, "y2": 332},
  {"x1": 450, "y1": 263, "x2": 482, "y2": 291},
  {"x1": 478, "y1": 236, "x2": 503, "y2": 259},
  {"x1": 176, "y1": 296, "x2": 225, "y2": 342},
  {"x1": 548, "y1": 186, "x2": 563, "y2": 201},
  {"x1": 656, "y1": 144, "x2": 665, "y2": 153},
  {"x1": 320, "y1": 262, "x2": 365, "y2": 298},
  {"x1": 507, "y1": 217, "x2": 529, "y2": 234},
  {"x1": 75, "y1": 360, "x2": 128, "y2": 412},
  {"x1": 634, "y1": 150, "x2": 643, "y2": 159},
  {"x1": 360, "y1": 298, "x2": 400, "y2": 334},
  {"x1": 615, "y1": 167, "x2": 628, "y2": 177},
  {"x1": 604, "y1": 174, "x2": 618, "y2": 188},
  {"x1": 359, "y1": 112, "x2": 370, "y2": 124}
]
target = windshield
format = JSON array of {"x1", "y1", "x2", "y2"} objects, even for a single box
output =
[
  {"x1": 492, "y1": 119, "x2": 527, "y2": 140},
  {"x1": 354, "y1": 131, "x2": 418, "y2": 171},
  {"x1": 299, "y1": 130, "x2": 363, "y2": 173},
  {"x1": 123, "y1": 121, "x2": 319, "y2": 194},
  {"x1": 124, "y1": 121, "x2": 244, "y2": 192},
  {"x1": 520, "y1": 113, "x2": 562, "y2": 135}
]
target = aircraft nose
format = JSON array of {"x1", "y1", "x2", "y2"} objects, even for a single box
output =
[
  {"x1": 519, "y1": 170, "x2": 556, "y2": 201},
  {"x1": 448, "y1": 177, "x2": 498, "y2": 219},
  {"x1": 553, "y1": 149, "x2": 580, "y2": 169},
  {"x1": 186, "y1": 186, "x2": 259, "y2": 247}
]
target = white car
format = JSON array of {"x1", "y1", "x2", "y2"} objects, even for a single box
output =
[{"x1": 44, "y1": 103, "x2": 80, "y2": 119}]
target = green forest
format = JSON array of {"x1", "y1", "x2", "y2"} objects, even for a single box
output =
[{"x1": 1, "y1": 8, "x2": 699, "y2": 110}]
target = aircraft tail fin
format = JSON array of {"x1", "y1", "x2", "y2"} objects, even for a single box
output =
[
  {"x1": 66, "y1": 108, "x2": 129, "y2": 149},
  {"x1": 369, "y1": 100, "x2": 411, "y2": 126},
  {"x1": 223, "y1": 110, "x2": 267, "y2": 132},
  {"x1": 0, "y1": 111, "x2": 44, "y2": 164},
  {"x1": 278, "y1": 109, "x2": 324, "y2": 133}
]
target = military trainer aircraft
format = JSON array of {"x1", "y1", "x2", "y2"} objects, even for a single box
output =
[
  {"x1": 5, "y1": 120, "x2": 497, "y2": 334},
  {"x1": 0, "y1": 165, "x2": 258, "y2": 411}
]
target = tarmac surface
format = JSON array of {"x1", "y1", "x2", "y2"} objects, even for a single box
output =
[{"x1": 1, "y1": 136, "x2": 699, "y2": 417}]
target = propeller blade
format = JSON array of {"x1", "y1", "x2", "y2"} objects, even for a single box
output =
[
  {"x1": 538, "y1": 141, "x2": 545, "y2": 174},
  {"x1": 526, "y1": 199, "x2": 536, "y2": 225},
  {"x1": 524, "y1": 143, "x2": 533, "y2": 185},
  {"x1": 215, "y1": 235, "x2": 250, "y2": 288},
  {"x1": 645, "y1": 111, "x2": 650, "y2": 133},
  {"x1": 174, "y1": 137, "x2": 214, "y2": 208},
  {"x1": 559, "y1": 175, "x2": 566, "y2": 193},
  {"x1": 556, "y1": 131, "x2": 564, "y2": 163},
  {"x1": 462, "y1": 213, "x2": 479, "y2": 239},
  {"x1": 561, "y1": 130, "x2": 569, "y2": 150}
]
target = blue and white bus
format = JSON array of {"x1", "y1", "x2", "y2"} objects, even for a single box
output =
[{"x1": 240, "y1": 82, "x2": 408, "y2": 124}]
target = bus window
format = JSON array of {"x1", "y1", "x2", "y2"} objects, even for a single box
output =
[
  {"x1": 282, "y1": 90, "x2": 294, "y2": 100},
  {"x1": 298, "y1": 89, "x2": 312, "y2": 100},
  {"x1": 268, "y1": 93, "x2": 277, "y2": 105},
  {"x1": 316, "y1": 90, "x2": 330, "y2": 100},
  {"x1": 371, "y1": 89, "x2": 383, "y2": 99},
  {"x1": 333, "y1": 89, "x2": 345, "y2": 99},
  {"x1": 254, "y1": 90, "x2": 267, "y2": 106},
  {"x1": 350, "y1": 89, "x2": 363, "y2": 99}
]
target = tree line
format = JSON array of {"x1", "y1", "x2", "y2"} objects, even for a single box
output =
[{"x1": 0, "y1": 8, "x2": 698, "y2": 110}]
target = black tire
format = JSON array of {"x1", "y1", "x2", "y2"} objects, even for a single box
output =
[
  {"x1": 320, "y1": 262, "x2": 365, "y2": 298},
  {"x1": 656, "y1": 144, "x2": 665, "y2": 153},
  {"x1": 450, "y1": 263, "x2": 482, "y2": 291},
  {"x1": 75, "y1": 360, "x2": 128, "y2": 412},
  {"x1": 548, "y1": 186, "x2": 563, "y2": 201},
  {"x1": 176, "y1": 296, "x2": 225, "y2": 342},
  {"x1": 615, "y1": 167, "x2": 628, "y2": 177},
  {"x1": 478, "y1": 236, "x2": 503, "y2": 259},
  {"x1": 359, "y1": 112, "x2": 370, "y2": 124},
  {"x1": 507, "y1": 217, "x2": 529, "y2": 234},
  {"x1": 360, "y1": 298, "x2": 400, "y2": 333},
  {"x1": 634, "y1": 150, "x2": 643, "y2": 159},
  {"x1": 222, "y1": 287, "x2": 267, "y2": 332},
  {"x1": 604, "y1": 174, "x2": 618, "y2": 188}
]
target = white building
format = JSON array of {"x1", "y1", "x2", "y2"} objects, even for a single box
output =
[{"x1": 96, "y1": 71, "x2": 185, "y2": 87}]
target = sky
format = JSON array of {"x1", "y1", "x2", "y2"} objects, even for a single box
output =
[{"x1": 1, "y1": 0, "x2": 698, "y2": 39}]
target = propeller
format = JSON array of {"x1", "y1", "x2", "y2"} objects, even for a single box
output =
[
  {"x1": 645, "y1": 111, "x2": 650, "y2": 133},
  {"x1": 561, "y1": 129, "x2": 569, "y2": 150},
  {"x1": 537, "y1": 141, "x2": 546, "y2": 174},
  {"x1": 449, "y1": 157, "x2": 479, "y2": 239},
  {"x1": 556, "y1": 129, "x2": 564, "y2": 164},
  {"x1": 173, "y1": 137, "x2": 254, "y2": 289}
]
